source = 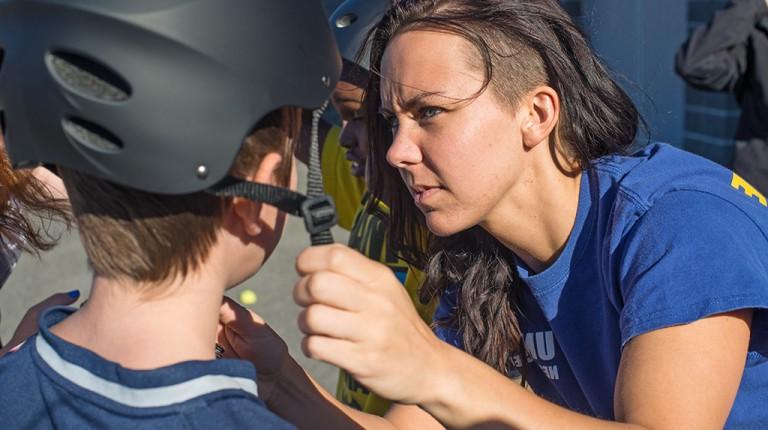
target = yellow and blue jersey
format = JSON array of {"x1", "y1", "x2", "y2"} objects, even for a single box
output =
[
  {"x1": 321, "y1": 127, "x2": 436, "y2": 415},
  {"x1": 321, "y1": 127, "x2": 365, "y2": 231}
]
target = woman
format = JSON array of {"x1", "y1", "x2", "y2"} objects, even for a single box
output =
[{"x1": 220, "y1": 0, "x2": 768, "y2": 428}]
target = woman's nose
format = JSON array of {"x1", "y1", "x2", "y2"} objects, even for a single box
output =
[{"x1": 386, "y1": 127, "x2": 422, "y2": 168}]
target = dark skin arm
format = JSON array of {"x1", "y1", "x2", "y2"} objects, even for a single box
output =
[{"x1": 0, "y1": 292, "x2": 79, "y2": 356}]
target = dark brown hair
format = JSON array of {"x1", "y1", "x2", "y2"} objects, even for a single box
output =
[
  {"x1": 0, "y1": 148, "x2": 70, "y2": 255},
  {"x1": 61, "y1": 107, "x2": 300, "y2": 285},
  {"x1": 365, "y1": 0, "x2": 644, "y2": 375}
]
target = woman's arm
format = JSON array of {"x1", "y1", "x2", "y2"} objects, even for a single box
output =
[
  {"x1": 411, "y1": 310, "x2": 750, "y2": 429},
  {"x1": 293, "y1": 245, "x2": 752, "y2": 429},
  {"x1": 615, "y1": 309, "x2": 751, "y2": 429}
]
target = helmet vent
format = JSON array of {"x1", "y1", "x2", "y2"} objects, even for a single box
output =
[
  {"x1": 62, "y1": 118, "x2": 123, "y2": 153},
  {"x1": 46, "y1": 51, "x2": 131, "y2": 102}
]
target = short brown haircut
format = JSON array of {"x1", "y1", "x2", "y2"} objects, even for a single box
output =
[{"x1": 61, "y1": 107, "x2": 300, "y2": 285}]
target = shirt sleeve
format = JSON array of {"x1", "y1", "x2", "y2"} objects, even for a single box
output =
[{"x1": 617, "y1": 190, "x2": 768, "y2": 347}]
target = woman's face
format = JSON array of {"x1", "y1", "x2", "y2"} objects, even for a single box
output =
[{"x1": 380, "y1": 30, "x2": 529, "y2": 237}]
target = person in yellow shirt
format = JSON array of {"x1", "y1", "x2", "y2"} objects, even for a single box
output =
[{"x1": 295, "y1": 0, "x2": 436, "y2": 416}]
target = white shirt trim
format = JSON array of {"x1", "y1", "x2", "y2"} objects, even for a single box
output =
[{"x1": 35, "y1": 335, "x2": 258, "y2": 408}]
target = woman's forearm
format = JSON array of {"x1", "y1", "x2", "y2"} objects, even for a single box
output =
[
  {"x1": 270, "y1": 346, "x2": 644, "y2": 430},
  {"x1": 418, "y1": 343, "x2": 645, "y2": 430}
]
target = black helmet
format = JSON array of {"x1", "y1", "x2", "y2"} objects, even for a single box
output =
[
  {"x1": 0, "y1": 0, "x2": 340, "y2": 195},
  {"x1": 330, "y1": 0, "x2": 391, "y2": 70},
  {"x1": 323, "y1": 0, "x2": 346, "y2": 14}
]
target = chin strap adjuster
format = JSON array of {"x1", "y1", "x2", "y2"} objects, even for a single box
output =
[
  {"x1": 301, "y1": 195, "x2": 337, "y2": 234},
  {"x1": 207, "y1": 177, "x2": 338, "y2": 239},
  {"x1": 208, "y1": 100, "x2": 336, "y2": 246}
]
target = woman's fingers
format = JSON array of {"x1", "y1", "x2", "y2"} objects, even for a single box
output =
[
  {"x1": 293, "y1": 270, "x2": 368, "y2": 311},
  {"x1": 300, "y1": 334, "x2": 360, "y2": 372},
  {"x1": 292, "y1": 243, "x2": 444, "y2": 403},
  {"x1": 296, "y1": 244, "x2": 393, "y2": 286},
  {"x1": 297, "y1": 304, "x2": 363, "y2": 342}
]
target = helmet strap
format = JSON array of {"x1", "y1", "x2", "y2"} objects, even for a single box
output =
[
  {"x1": 208, "y1": 100, "x2": 337, "y2": 244},
  {"x1": 208, "y1": 177, "x2": 337, "y2": 237},
  {"x1": 306, "y1": 100, "x2": 334, "y2": 245}
]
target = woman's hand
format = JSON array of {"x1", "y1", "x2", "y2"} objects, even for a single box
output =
[
  {"x1": 217, "y1": 297, "x2": 291, "y2": 402},
  {"x1": 294, "y1": 244, "x2": 447, "y2": 405},
  {"x1": 0, "y1": 290, "x2": 79, "y2": 357}
]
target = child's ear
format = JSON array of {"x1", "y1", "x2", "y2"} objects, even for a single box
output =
[
  {"x1": 231, "y1": 152, "x2": 284, "y2": 236},
  {"x1": 248, "y1": 151, "x2": 284, "y2": 185}
]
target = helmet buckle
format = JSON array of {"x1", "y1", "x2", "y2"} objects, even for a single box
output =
[{"x1": 300, "y1": 195, "x2": 338, "y2": 234}]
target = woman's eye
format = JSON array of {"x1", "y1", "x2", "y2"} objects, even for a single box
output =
[{"x1": 419, "y1": 107, "x2": 443, "y2": 121}]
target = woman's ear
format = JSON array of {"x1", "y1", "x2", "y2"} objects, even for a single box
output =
[
  {"x1": 520, "y1": 85, "x2": 560, "y2": 149},
  {"x1": 231, "y1": 151, "x2": 284, "y2": 236}
]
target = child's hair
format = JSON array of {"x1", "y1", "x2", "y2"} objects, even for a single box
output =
[
  {"x1": 60, "y1": 107, "x2": 300, "y2": 285},
  {"x1": 0, "y1": 149, "x2": 70, "y2": 255},
  {"x1": 365, "y1": 0, "x2": 644, "y2": 376}
]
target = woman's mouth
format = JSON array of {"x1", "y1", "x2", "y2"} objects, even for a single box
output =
[{"x1": 411, "y1": 185, "x2": 442, "y2": 206}]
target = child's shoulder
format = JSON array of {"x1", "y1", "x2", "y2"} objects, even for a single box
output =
[
  {"x1": 0, "y1": 335, "x2": 38, "y2": 375},
  {"x1": 0, "y1": 337, "x2": 47, "y2": 425},
  {"x1": 6, "y1": 329, "x2": 294, "y2": 428}
]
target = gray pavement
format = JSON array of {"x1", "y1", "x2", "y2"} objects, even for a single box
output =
[{"x1": 0, "y1": 165, "x2": 343, "y2": 392}]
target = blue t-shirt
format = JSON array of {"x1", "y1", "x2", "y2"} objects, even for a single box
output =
[
  {"x1": 0, "y1": 307, "x2": 294, "y2": 429},
  {"x1": 435, "y1": 143, "x2": 768, "y2": 427}
]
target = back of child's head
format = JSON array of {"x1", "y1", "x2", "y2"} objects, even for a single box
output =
[
  {"x1": 60, "y1": 108, "x2": 300, "y2": 284},
  {"x1": 0, "y1": 0, "x2": 341, "y2": 284}
]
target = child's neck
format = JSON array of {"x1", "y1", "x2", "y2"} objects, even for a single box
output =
[{"x1": 50, "y1": 271, "x2": 227, "y2": 370}]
